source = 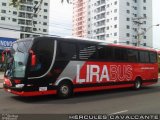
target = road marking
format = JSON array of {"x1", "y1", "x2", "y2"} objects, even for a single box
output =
[{"x1": 109, "y1": 110, "x2": 128, "y2": 115}]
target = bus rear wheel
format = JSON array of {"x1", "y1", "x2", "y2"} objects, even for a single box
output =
[
  {"x1": 57, "y1": 82, "x2": 73, "y2": 98},
  {"x1": 134, "y1": 79, "x2": 142, "y2": 90}
]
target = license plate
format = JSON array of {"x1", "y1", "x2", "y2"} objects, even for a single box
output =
[{"x1": 39, "y1": 87, "x2": 47, "y2": 91}]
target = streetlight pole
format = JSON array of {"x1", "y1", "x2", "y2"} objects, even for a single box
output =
[{"x1": 137, "y1": 24, "x2": 160, "y2": 47}]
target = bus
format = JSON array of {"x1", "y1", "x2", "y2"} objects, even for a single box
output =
[
  {"x1": 158, "y1": 51, "x2": 160, "y2": 72},
  {"x1": 2, "y1": 37, "x2": 159, "y2": 98}
]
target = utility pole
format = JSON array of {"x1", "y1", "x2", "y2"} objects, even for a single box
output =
[{"x1": 132, "y1": 17, "x2": 146, "y2": 46}]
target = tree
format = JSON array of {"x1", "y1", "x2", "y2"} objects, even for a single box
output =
[
  {"x1": 10, "y1": 0, "x2": 71, "y2": 14},
  {"x1": 10, "y1": 0, "x2": 71, "y2": 7}
]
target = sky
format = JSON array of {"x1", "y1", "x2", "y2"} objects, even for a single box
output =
[
  {"x1": 49, "y1": 0, "x2": 72, "y2": 37},
  {"x1": 153, "y1": 0, "x2": 160, "y2": 49},
  {"x1": 49, "y1": 0, "x2": 160, "y2": 49}
]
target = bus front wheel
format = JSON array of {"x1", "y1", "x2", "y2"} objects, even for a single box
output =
[
  {"x1": 134, "y1": 78, "x2": 142, "y2": 90},
  {"x1": 57, "y1": 82, "x2": 73, "y2": 98}
]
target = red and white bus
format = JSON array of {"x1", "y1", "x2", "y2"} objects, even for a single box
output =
[
  {"x1": 158, "y1": 51, "x2": 160, "y2": 72},
  {"x1": 2, "y1": 37, "x2": 159, "y2": 98}
]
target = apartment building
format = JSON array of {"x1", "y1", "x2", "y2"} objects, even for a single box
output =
[
  {"x1": 72, "y1": 0, "x2": 88, "y2": 37},
  {"x1": 73, "y1": 0, "x2": 152, "y2": 47},
  {"x1": 0, "y1": 0, "x2": 50, "y2": 39}
]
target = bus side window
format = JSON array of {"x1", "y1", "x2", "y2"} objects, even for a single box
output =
[
  {"x1": 97, "y1": 46, "x2": 106, "y2": 60},
  {"x1": 78, "y1": 44, "x2": 97, "y2": 60},
  {"x1": 139, "y1": 51, "x2": 150, "y2": 63},
  {"x1": 57, "y1": 42, "x2": 77, "y2": 60},
  {"x1": 114, "y1": 48, "x2": 128, "y2": 62},
  {"x1": 29, "y1": 39, "x2": 54, "y2": 77},
  {"x1": 149, "y1": 52, "x2": 157, "y2": 63},
  {"x1": 127, "y1": 49, "x2": 138, "y2": 62}
]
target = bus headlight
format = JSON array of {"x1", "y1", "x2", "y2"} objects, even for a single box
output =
[{"x1": 15, "y1": 84, "x2": 24, "y2": 88}]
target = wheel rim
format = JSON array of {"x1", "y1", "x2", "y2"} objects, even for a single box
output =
[
  {"x1": 136, "y1": 80, "x2": 141, "y2": 89},
  {"x1": 60, "y1": 85, "x2": 69, "y2": 95}
]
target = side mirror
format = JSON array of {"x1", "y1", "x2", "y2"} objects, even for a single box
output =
[
  {"x1": 31, "y1": 54, "x2": 36, "y2": 66},
  {"x1": 2, "y1": 53, "x2": 4, "y2": 62},
  {"x1": 30, "y1": 50, "x2": 36, "y2": 67},
  {"x1": 1, "y1": 50, "x2": 10, "y2": 62}
]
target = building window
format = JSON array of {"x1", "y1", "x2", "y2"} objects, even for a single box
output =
[
  {"x1": 34, "y1": 1, "x2": 38, "y2": 4},
  {"x1": 2, "y1": 3, "x2": 6, "y2": 6},
  {"x1": 114, "y1": 17, "x2": 117, "y2": 20},
  {"x1": 143, "y1": 6, "x2": 146, "y2": 10},
  {"x1": 1, "y1": 10, "x2": 6, "y2": 13},
  {"x1": 12, "y1": 18, "x2": 17, "y2": 22},
  {"x1": 126, "y1": 18, "x2": 130, "y2": 21},
  {"x1": 126, "y1": 33, "x2": 130, "y2": 37},
  {"x1": 134, "y1": 14, "x2": 137, "y2": 17},
  {"x1": 114, "y1": 1, "x2": 117, "y2": 5},
  {"x1": 33, "y1": 21, "x2": 37, "y2": 25},
  {"x1": 44, "y1": 9, "x2": 48, "y2": 12},
  {"x1": 1, "y1": 17, "x2": 5, "y2": 20},
  {"x1": 43, "y1": 29, "x2": 47, "y2": 32},
  {"x1": 143, "y1": 0, "x2": 146, "y2": 3},
  {"x1": 134, "y1": 7, "x2": 137, "y2": 10},
  {"x1": 43, "y1": 22, "x2": 47, "y2": 25},
  {"x1": 44, "y1": 16, "x2": 47, "y2": 19},
  {"x1": 33, "y1": 28, "x2": 37, "y2": 31},
  {"x1": 114, "y1": 9, "x2": 117, "y2": 13},
  {"x1": 34, "y1": 14, "x2": 37, "y2": 17},
  {"x1": 126, "y1": 25, "x2": 130, "y2": 29},
  {"x1": 126, "y1": 10, "x2": 130, "y2": 14},
  {"x1": 13, "y1": 11, "x2": 17, "y2": 15},
  {"x1": 126, "y1": 2, "x2": 130, "y2": 6},
  {"x1": 44, "y1": 3, "x2": 48, "y2": 6},
  {"x1": 114, "y1": 25, "x2": 117, "y2": 28},
  {"x1": 143, "y1": 21, "x2": 147, "y2": 24},
  {"x1": 114, "y1": 32, "x2": 117, "y2": 36}
]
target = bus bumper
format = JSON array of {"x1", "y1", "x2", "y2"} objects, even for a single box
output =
[{"x1": 3, "y1": 84, "x2": 57, "y2": 97}]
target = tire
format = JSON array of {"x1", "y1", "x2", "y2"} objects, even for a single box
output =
[
  {"x1": 57, "y1": 82, "x2": 73, "y2": 99},
  {"x1": 134, "y1": 79, "x2": 142, "y2": 90}
]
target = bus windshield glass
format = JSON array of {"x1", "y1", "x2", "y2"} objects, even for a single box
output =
[{"x1": 5, "y1": 40, "x2": 32, "y2": 78}]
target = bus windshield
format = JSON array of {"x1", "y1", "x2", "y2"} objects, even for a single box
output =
[{"x1": 5, "y1": 40, "x2": 32, "y2": 78}]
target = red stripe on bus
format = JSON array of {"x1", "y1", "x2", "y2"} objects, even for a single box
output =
[
  {"x1": 5, "y1": 89, "x2": 57, "y2": 97},
  {"x1": 74, "y1": 84, "x2": 134, "y2": 93}
]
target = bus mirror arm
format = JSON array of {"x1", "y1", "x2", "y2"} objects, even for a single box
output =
[{"x1": 29, "y1": 50, "x2": 36, "y2": 67}]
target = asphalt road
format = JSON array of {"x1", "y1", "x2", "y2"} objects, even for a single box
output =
[{"x1": 0, "y1": 80, "x2": 160, "y2": 115}]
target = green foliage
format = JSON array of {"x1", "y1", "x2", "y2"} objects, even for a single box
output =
[
  {"x1": 9, "y1": 0, "x2": 20, "y2": 7},
  {"x1": 10, "y1": 0, "x2": 71, "y2": 7}
]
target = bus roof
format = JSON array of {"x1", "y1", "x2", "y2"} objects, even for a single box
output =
[
  {"x1": 18, "y1": 36, "x2": 157, "y2": 52},
  {"x1": 62, "y1": 36, "x2": 157, "y2": 52}
]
